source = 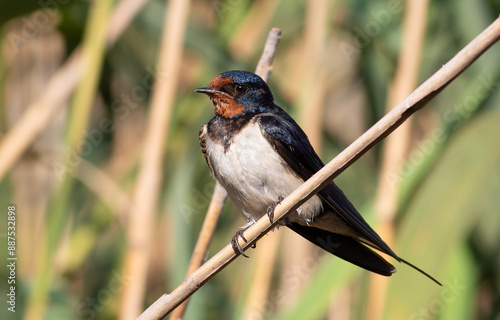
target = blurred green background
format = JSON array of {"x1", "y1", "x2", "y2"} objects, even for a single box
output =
[{"x1": 1, "y1": 0, "x2": 499, "y2": 319}]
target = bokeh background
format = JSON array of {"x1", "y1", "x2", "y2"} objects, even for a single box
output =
[{"x1": 1, "y1": 0, "x2": 500, "y2": 319}]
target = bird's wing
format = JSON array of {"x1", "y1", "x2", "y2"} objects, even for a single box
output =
[
  {"x1": 257, "y1": 112, "x2": 324, "y2": 179},
  {"x1": 199, "y1": 123, "x2": 214, "y2": 174},
  {"x1": 257, "y1": 112, "x2": 399, "y2": 261}
]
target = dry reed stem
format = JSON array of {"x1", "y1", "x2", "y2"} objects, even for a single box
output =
[
  {"x1": 367, "y1": 1, "x2": 429, "y2": 319},
  {"x1": 169, "y1": 27, "x2": 282, "y2": 320},
  {"x1": 0, "y1": 0, "x2": 149, "y2": 181},
  {"x1": 255, "y1": 28, "x2": 283, "y2": 82},
  {"x1": 297, "y1": 0, "x2": 329, "y2": 151},
  {"x1": 138, "y1": 16, "x2": 500, "y2": 320},
  {"x1": 168, "y1": 182, "x2": 227, "y2": 320},
  {"x1": 119, "y1": 0, "x2": 191, "y2": 319}
]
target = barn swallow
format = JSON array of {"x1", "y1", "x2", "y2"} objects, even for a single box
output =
[{"x1": 196, "y1": 70, "x2": 440, "y2": 285}]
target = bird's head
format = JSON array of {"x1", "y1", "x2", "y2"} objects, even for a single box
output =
[{"x1": 195, "y1": 70, "x2": 274, "y2": 118}]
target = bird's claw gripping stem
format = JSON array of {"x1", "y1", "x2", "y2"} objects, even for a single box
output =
[
  {"x1": 266, "y1": 195, "x2": 284, "y2": 224},
  {"x1": 231, "y1": 229, "x2": 249, "y2": 258}
]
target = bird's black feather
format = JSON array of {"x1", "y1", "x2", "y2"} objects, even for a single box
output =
[
  {"x1": 288, "y1": 223, "x2": 396, "y2": 276},
  {"x1": 257, "y1": 109, "x2": 399, "y2": 261}
]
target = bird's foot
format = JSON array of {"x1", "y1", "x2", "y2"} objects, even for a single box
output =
[
  {"x1": 266, "y1": 195, "x2": 284, "y2": 224},
  {"x1": 231, "y1": 229, "x2": 249, "y2": 258}
]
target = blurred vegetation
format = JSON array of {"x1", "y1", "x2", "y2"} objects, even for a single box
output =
[{"x1": 0, "y1": 0, "x2": 499, "y2": 319}]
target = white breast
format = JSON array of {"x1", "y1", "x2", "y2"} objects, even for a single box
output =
[{"x1": 206, "y1": 120, "x2": 323, "y2": 224}]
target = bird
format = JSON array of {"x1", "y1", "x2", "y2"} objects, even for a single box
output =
[{"x1": 195, "y1": 70, "x2": 440, "y2": 285}]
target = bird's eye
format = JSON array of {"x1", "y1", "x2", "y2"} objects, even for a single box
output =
[{"x1": 235, "y1": 85, "x2": 248, "y2": 94}]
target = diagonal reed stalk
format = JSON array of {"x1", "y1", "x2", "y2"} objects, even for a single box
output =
[{"x1": 138, "y1": 16, "x2": 500, "y2": 320}]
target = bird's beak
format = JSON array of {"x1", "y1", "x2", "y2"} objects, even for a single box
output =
[{"x1": 195, "y1": 87, "x2": 219, "y2": 95}]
